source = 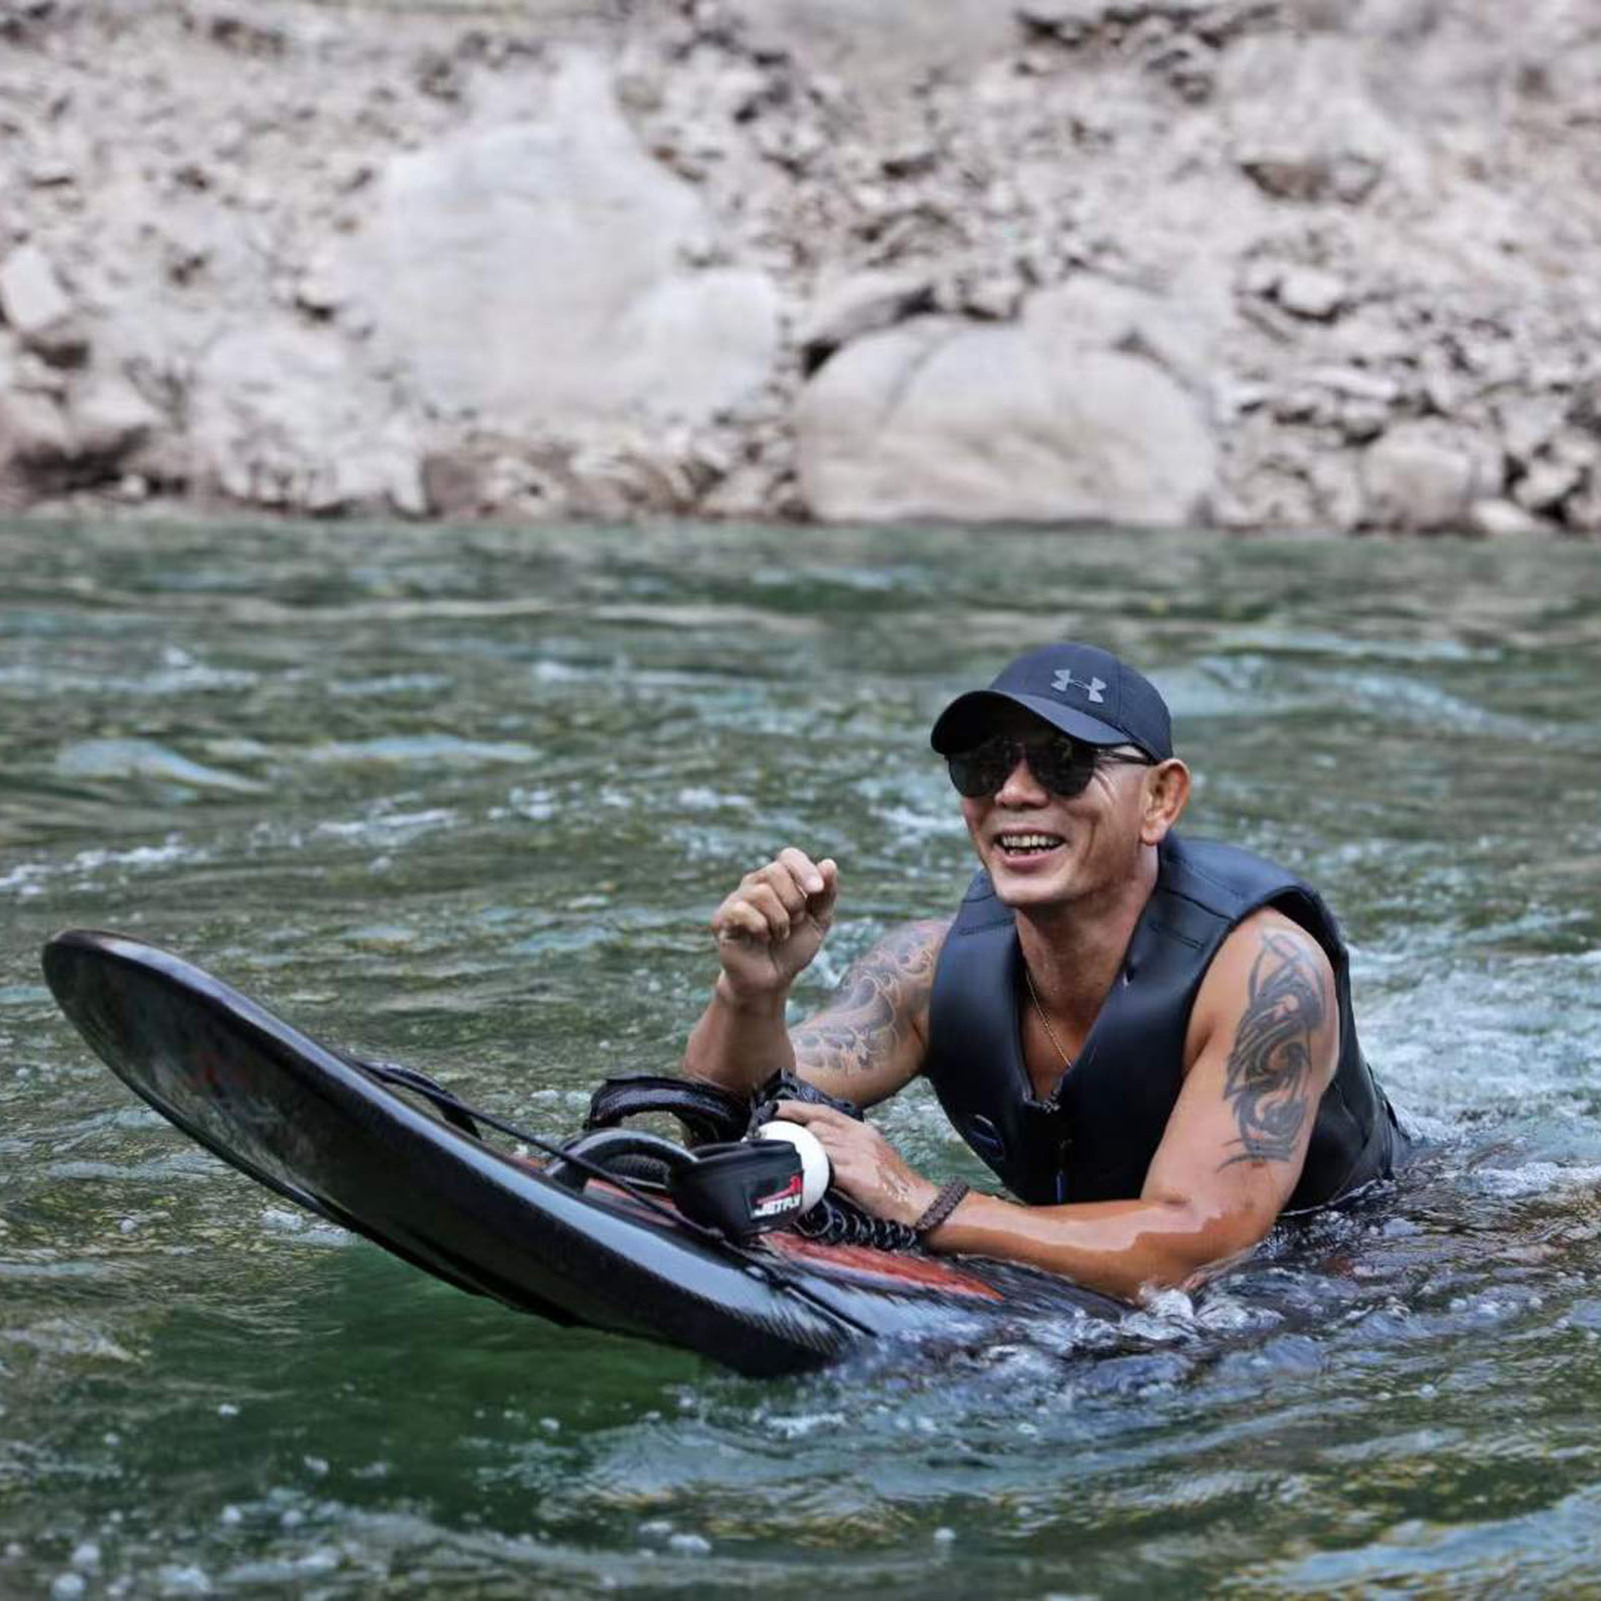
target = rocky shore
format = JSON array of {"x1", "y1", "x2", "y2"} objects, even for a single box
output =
[{"x1": 2, "y1": 0, "x2": 1600, "y2": 535}]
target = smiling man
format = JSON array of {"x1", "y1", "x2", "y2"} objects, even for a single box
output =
[{"x1": 681, "y1": 644, "x2": 1407, "y2": 1301}]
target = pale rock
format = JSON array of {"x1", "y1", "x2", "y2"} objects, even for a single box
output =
[
  {"x1": 346, "y1": 53, "x2": 780, "y2": 429},
  {"x1": 420, "y1": 450, "x2": 483, "y2": 518},
  {"x1": 1029, "y1": 275, "x2": 1222, "y2": 395},
  {"x1": 795, "y1": 314, "x2": 1215, "y2": 525},
  {"x1": 1360, "y1": 421, "x2": 1484, "y2": 531},
  {"x1": 960, "y1": 275, "x2": 1025, "y2": 322},
  {"x1": 70, "y1": 374, "x2": 162, "y2": 461},
  {"x1": 1239, "y1": 259, "x2": 1282, "y2": 299},
  {"x1": 1512, "y1": 456, "x2": 1583, "y2": 513},
  {"x1": 1016, "y1": 0, "x2": 1095, "y2": 38},
  {"x1": 294, "y1": 255, "x2": 352, "y2": 318},
  {"x1": 699, "y1": 459, "x2": 784, "y2": 519},
  {"x1": 1303, "y1": 449, "x2": 1365, "y2": 531},
  {"x1": 726, "y1": 0, "x2": 1019, "y2": 86},
  {"x1": 187, "y1": 322, "x2": 421, "y2": 513},
  {"x1": 1563, "y1": 480, "x2": 1601, "y2": 533},
  {"x1": 1329, "y1": 308, "x2": 1417, "y2": 366},
  {"x1": 798, "y1": 268, "x2": 934, "y2": 363},
  {"x1": 1306, "y1": 366, "x2": 1400, "y2": 405},
  {"x1": 1337, "y1": 401, "x2": 1388, "y2": 443},
  {"x1": 1468, "y1": 498, "x2": 1551, "y2": 539},
  {"x1": 385, "y1": 453, "x2": 429, "y2": 518},
  {"x1": 1216, "y1": 377, "x2": 1270, "y2": 417},
  {"x1": 1495, "y1": 392, "x2": 1567, "y2": 466},
  {"x1": 1226, "y1": 41, "x2": 1400, "y2": 205},
  {"x1": 0, "y1": 387, "x2": 71, "y2": 468},
  {"x1": 1548, "y1": 426, "x2": 1600, "y2": 471},
  {"x1": 1275, "y1": 268, "x2": 1347, "y2": 321},
  {"x1": 1270, "y1": 386, "x2": 1329, "y2": 426},
  {"x1": 1239, "y1": 151, "x2": 1384, "y2": 204},
  {"x1": 27, "y1": 316, "x2": 91, "y2": 369},
  {"x1": 0, "y1": 244, "x2": 73, "y2": 336}
]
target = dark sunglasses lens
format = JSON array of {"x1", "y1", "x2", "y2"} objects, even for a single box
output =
[
  {"x1": 947, "y1": 741, "x2": 1009, "y2": 798},
  {"x1": 947, "y1": 734, "x2": 1095, "y2": 798},
  {"x1": 1030, "y1": 736, "x2": 1094, "y2": 796}
]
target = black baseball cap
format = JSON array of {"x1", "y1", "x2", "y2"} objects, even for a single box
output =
[{"x1": 930, "y1": 644, "x2": 1174, "y2": 761}]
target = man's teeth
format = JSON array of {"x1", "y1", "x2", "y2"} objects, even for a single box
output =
[{"x1": 999, "y1": 833, "x2": 1063, "y2": 854}]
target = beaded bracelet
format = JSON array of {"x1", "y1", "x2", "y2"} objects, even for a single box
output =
[{"x1": 912, "y1": 1178, "x2": 970, "y2": 1237}]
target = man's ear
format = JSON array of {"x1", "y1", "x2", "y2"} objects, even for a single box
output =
[{"x1": 1141, "y1": 759, "x2": 1190, "y2": 844}]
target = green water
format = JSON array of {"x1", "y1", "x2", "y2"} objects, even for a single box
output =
[{"x1": 3, "y1": 519, "x2": 1601, "y2": 1598}]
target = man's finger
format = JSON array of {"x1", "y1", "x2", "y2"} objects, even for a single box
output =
[
  {"x1": 713, "y1": 901, "x2": 771, "y2": 943},
  {"x1": 777, "y1": 846, "x2": 827, "y2": 897},
  {"x1": 810, "y1": 858, "x2": 840, "y2": 917},
  {"x1": 772, "y1": 1099, "x2": 855, "y2": 1128},
  {"x1": 742, "y1": 883, "x2": 793, "y2": 941},
  {"x1": 754, "y1": 862, "x2": 809, "y2": 916}
]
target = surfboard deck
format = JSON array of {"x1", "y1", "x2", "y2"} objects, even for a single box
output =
[{"x1": 40, "y1": 929, "x2": 1127, "y2": 1376}]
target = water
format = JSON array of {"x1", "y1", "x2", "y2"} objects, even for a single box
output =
[{"x1": 3, "y1": 517, "x2": 1601, "y2": 1598}]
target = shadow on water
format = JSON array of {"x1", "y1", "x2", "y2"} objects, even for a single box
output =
[{"x1": 3, "y1": 520, "x2": 1601, "y2": 1596}]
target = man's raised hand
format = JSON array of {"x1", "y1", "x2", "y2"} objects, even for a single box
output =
[{"x1": 711, "y1": 847, "x2": 839, "y2": 1000}]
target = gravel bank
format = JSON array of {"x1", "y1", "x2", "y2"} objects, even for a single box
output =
[{"x1": 2, "y1": 0, "x2": 1599, "y2": 535}]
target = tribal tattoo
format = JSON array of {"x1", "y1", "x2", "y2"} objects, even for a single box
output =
[
  {"x1": 1220, "y1": 930, "x2": 1328, "y2": 1169},
  {"x1": 791, "y1": 920, "x2": 947, "y2": 1079}
]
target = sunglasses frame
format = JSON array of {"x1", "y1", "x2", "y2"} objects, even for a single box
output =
[{"x1": 946, "y1": 731, "x2": 1155, "y2": 800}]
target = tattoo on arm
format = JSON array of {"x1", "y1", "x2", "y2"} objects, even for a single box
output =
[
  {"x1": 1220, "y1": 930, "x2": 1328, "y2": 1169},
  {"x1": 790, "y1": 921, "x2": 945, "y2": 1079}
]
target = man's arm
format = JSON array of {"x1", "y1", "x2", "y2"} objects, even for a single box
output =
[
  {"x1": 786, "y1": 919, "x2": 949, "y2": 1106},
  {"x1": 781, "y1": 909, "x2": 1338, "y2": 1299},
  {"x1": 680, "y1": 843, "x2": 947, "y2": 1107}
]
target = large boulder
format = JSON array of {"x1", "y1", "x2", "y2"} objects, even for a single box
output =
[
  {"x1": 794, "y1": 309, "x2": 1217, "y2": 525},
  {"x1": 186, "y1": 323, "x2": 423, "y2": 513},
  {"x1": 1360, "y1": 420, "x2": 1495, "y2": 532},
  {"x1": 345, "y1": 52, "x2": 779, "y2": 431}
]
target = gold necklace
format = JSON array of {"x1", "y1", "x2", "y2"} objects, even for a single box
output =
[{"x1": 1023, "y1": 963, "x2": 1073, "y2": 1070}]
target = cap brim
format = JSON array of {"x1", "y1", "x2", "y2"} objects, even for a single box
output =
[{"x1": 930, "y1": 689, "x2": 1131, "y2": 755}]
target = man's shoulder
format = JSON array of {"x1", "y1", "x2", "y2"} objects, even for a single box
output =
[
  {"x1": 865, "y1": 917, "x2": 956, "y2": 973},
  {"x1": 1198, "y1": 908, "x2": 1337, "y2": 1015},
  {"x1": 1180, "y1": 906, "x2": 1339, "y2": 1072}
]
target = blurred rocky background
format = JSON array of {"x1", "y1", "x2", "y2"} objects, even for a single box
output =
[{"x1": 1, "y1": 0, "x2": 1599, "y2": 535}]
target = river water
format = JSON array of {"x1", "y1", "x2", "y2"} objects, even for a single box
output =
[{"x1": 2, "y1": 518, "x2": 1600, "y2": 1598}]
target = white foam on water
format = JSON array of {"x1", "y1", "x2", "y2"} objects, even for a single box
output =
[
  {"x1": 55, "y1": 739, "x2": 265, "y2": 794},
  {"x1": 327, "y1": 673, "x2": 453, "y2": 698},
  {"x1": 0, "y1": 661, "x2": 259, "y2": 698},
  {"x1": 302, "y1": 736, "x2": 535, "y2": 768},
  {"x1": 1465, "y1": 1161, "x2": 1601, "y2": 1199},
  {"x1": 506, "y1": 786, "x2": 556, "y2": 820},
  {"x1": 314, "y1": 808, "x2": 456, "y2": 845},
  {"x1": 674, "y1": 786, "x2": 753, "y2": 811}
]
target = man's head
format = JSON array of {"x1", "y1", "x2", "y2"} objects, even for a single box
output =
[{"x1": 930, "y1": 644, "x2": 1190, "y2": 915}]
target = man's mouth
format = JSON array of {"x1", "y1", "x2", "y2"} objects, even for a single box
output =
[{"x1": 996, "y1": 831, "x2": 1065, "y2": 858}]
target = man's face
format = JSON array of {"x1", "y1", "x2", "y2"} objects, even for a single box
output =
[{"x1": 953, "y1": 708, "x2": 1156, "y2": 915}]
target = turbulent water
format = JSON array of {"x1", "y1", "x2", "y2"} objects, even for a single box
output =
[{"x1": 3, "y1": 518, "x2": 1601, "y2": 1598}]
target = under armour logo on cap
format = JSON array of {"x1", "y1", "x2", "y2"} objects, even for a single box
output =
[
  {"x1": 930, "y1": 642, "x2": 1175, "y2": 761},
  {"x1": 1052, "y1": 668, "x2": 1106, "y2": 704}
]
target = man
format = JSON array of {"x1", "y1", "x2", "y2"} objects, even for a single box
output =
[{"x1": 682, "y1": 643, "x2": 1406, "y2": 1302}]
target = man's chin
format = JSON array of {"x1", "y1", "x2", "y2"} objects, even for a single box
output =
[{"x1": 988, "y1": 855, "x2": 1073, "y2": 907}]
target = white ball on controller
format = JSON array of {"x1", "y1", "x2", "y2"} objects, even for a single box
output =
[{"x1": 754, "y1": 1121, "x2": 830, "y2": 1212}]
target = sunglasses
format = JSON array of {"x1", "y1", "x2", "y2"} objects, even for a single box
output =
[{"x1": 946, "y1": 732, "x2": 1155, "y2": 799}]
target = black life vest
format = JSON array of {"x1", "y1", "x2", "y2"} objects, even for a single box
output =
[{"x1": 922, "y1": 834, "x2": 1403, "y2": 1210}]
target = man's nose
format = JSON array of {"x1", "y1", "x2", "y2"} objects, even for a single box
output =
[{"x1": 994, "y1": 753, "x2": 1047, "y2": 805}]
